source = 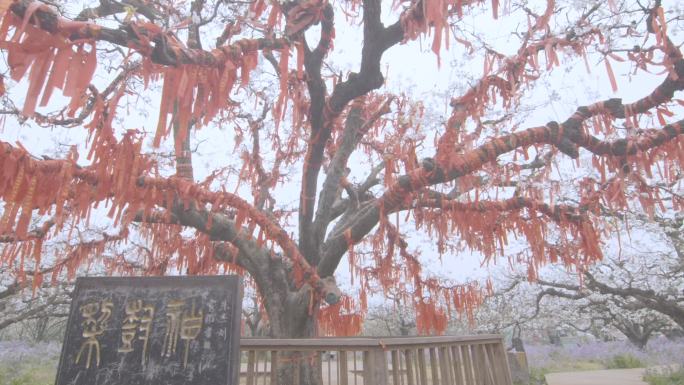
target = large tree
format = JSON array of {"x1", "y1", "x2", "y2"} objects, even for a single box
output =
[{"x1": 0, "y1": 0, "x2": 683, "y2": 382}]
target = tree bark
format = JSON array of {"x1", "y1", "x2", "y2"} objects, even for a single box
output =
[
  {"x1": 247, "y1": 260, "x2": 324, "y2": 385},
  {"x1": 276, "y1": 352, "x2": 324, "y2": 385},
  {"x1": 266, "y1": 291, "x2": 323, "y2": 385}
]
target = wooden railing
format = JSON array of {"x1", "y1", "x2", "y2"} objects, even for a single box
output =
[{"x1": 240, "y1": 335, "x2": 514, "y2": 385}]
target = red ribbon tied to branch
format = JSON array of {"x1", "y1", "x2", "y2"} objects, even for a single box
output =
[{"x1": 285, "y1": 0, "x2": 326, "y2": 37}]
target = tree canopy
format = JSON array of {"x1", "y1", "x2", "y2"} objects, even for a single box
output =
[{"x1": 0, "y1": 0, "x2": 682, "y2": 341}]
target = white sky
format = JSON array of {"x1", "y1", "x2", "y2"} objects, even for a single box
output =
[{"x1": 1, "y1": 0, "x2": 683, "y2": 301}]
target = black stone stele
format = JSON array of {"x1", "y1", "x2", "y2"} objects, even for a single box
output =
[{"x1": 55, "y1": 276, "x2": 243, "y2": 385}]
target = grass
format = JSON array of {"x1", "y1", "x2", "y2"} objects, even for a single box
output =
[
  {"x1": 0, "y1": 341, "x2": 61, "y2": 385},
  {"x1": 644, "y1": 367, "x2": 684, "y2": 385},
  {"x1": 526, "y1": 338, "x2": 684, "y2": 370},
  {"x1": 528, "y1": 367, "x2": 550, "y2": 385},
  {"x1": 535, "y1": 360, "x2": 605, "y2": 373},
  {"x1": 0, "y1": 361, "x2": 56, "y2": 385},
  {"x1": 604, "y1": 354, "x2": 645, "y2": 369},
  {"x1": 522, "y1": 354, "x2": 646, "y2": 385}
]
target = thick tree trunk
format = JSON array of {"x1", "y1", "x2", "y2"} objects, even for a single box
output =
[
  {"x1": 231, "y1": 234, "x2": 335, "y2": 385},
  {"x1": 264, "y1": 286, "x2": 323, "y2": 385},
  {"x1": 616, "y1": 322, "x2": 657, "y2": 350},
  {"x1": 274, "y1": 309, "x2": 323, "y2": 385},
  {"x1": 669, "y1": 310, "x2": 684, "y2": 331},
  {"x1": 276, "y1": 351, "x2": 323, "y2": 385},
  {"x1": 624, "y1": 332, "x2": 649, "y2": 350}
]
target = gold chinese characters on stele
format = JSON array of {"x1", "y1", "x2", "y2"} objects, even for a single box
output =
[{"x1": 55, "y1": 276, "x2": 243, "y2": 385}]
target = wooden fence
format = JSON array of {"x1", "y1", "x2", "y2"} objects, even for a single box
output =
[{"x1": 240, "y1": 335, "x2": 514, "y2": 385}]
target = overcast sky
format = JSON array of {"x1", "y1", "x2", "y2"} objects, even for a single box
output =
[{"x1": 1, "y1": 0, "x2": 683, "y2": 300}]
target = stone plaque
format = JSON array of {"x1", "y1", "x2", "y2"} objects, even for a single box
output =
[{"x1": 55, "y1": 276, "x2": 243, "y2": 385}]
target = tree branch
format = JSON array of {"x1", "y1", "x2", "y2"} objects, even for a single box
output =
[
  {"x1": 317, "y1": 58, "x2": 684, "y2": 276},
  {"x1": 75, "y1": 0, "x2": 161, "y2": 22},
  {"x1": 298, "y1": 0, "x2": 404, "y2": 262},
  {"x1": 312, "y1": 97, "x2": 393, "y2": 252},
  {"x1": 9, "y1": 1, "x2": 289, "y2": 67}
]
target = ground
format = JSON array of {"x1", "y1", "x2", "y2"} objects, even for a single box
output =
[{"x1": 546, "y1": 368, "x2": 648, "y2": 385}]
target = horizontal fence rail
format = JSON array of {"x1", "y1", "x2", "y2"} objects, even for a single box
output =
[{"x1": 239, "y1": 335, "x2": 514, "y2": 385}]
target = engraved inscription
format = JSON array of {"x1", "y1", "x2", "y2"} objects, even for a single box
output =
[
  {"x1": 118, "y1": 299, "x2": 155, "y2": 367},
  {"x1": 75, "y1": 300, "x2": 113, "y2": 369},
  {"x1": 55, "y1": 276, "x2": 242, "y2": 385}
]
